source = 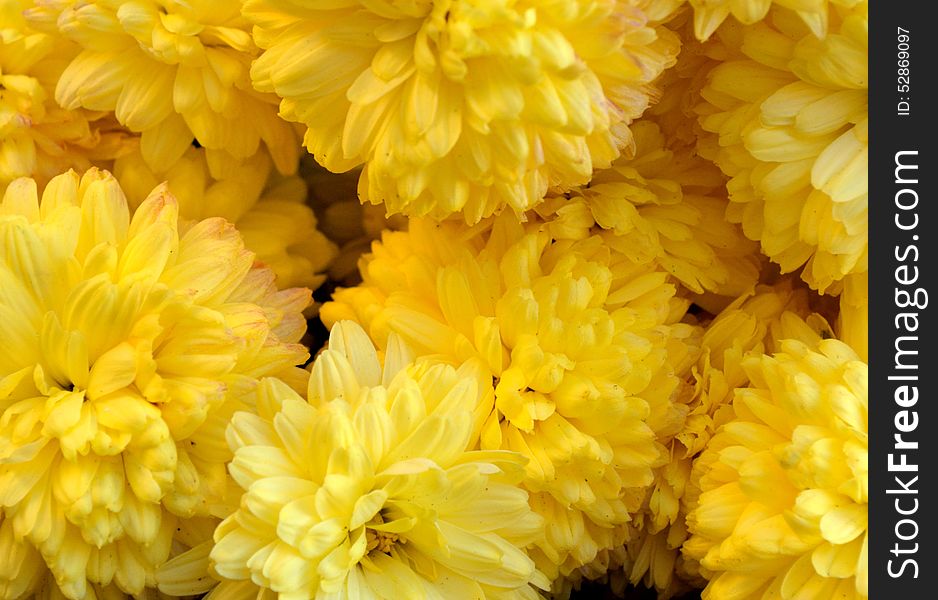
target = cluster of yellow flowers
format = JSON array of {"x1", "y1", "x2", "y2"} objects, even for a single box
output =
[{"x1": 0, "y1": 1, "x2": 867, "y2": 599}]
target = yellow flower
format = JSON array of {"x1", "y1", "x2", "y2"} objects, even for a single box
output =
[
  {"x1": 26, "y1": 0, "x2": 298, "y2": 176},
  {"x1": 0, "y1": 169, "x2": 310, "y2": 599},
  {"x1": 688, "y1": 0, "x2": 865, "y2": 40},
  {"x1": 683, "y1": 278, "x2": 835, "y2": 458},
  {"x1": 114, "y1": 146, "x2": 337, "y2": 291},
  {"x1": 0, "y1": 0, "x2": 132, "y2": 193},
  {"x1": 159, "y1": 321, "x2": 549, "y2": 599},
  {"x1": 696, "y1": 4, "x2": 868, "y2": 293},
  {"x1": 534, "y1": 120, "x2": 761, "y2": 299},
  {"x1": 322, "y1": 214, "x2": 699, "y2": 577},
  {"x1": 683, "y1": 320, "x2": 868, "y2": 599},
  {"x1": 245, "y1": 0, "x2": 681, "y2": 223},
  {"x1": 566, "y1": 279, "x2": 834, "y2": 598}
]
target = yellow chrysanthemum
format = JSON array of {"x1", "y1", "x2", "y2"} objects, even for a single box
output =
[
  {"x1": 687, "y1": 0, "x2": 864, "y2": 40},
  {"x1": 26, "y1": 0, "x2": 298, "y2": 176},
  {"x1": 0, "y1": 169, "x2": 310, "y2": 599},
  {"x1": 158, "y1": 321, "x2": 549, "y2": 599},
  {"x1": 560, "y1": 279, "x2": 833, "y2": 598},
  {"x1": 696, "y1": 3, "x2": 868, "y2": 293},
  {"x1": 534, "y1": 120, "x2": 761, "y2": 299},
  {"x1": 0, "y1": 0, "x2": 131, "y2": 193},
  {"x1": 302, "y1": 158, "x2": 406, "y2": 285},
  {"x1": 683, "y1": 321, "x2": 868, "y2": 599},
  {"x1": 114, "y1": 146, "x2": 337, "y2": 291},
  {"x1": 322, "y1": 214, "x2": 699, "y2": 577},
  {"x1": 245, "y1": 0, "x2": 681, "y2": 223}
]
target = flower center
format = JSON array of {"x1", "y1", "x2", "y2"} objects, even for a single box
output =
[{"x1": 365, "y1": 513, "x2": 403, "y2": 556}]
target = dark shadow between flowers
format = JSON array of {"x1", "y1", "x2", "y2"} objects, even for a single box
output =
[{"x1": 571, "y1": 582, "x2": 702, "y2": 600}]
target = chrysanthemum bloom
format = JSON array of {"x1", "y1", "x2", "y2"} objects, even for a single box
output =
[
  {"x1": 245, "y1": 0, "x2": 681, "y2": 223},
  {"x1": 302, "y1": 158, "x2": 406, "y2": 285},
  {"x1": 688, "y1": 0, "x2": 864, "y2": 40},
  {"x1": 158, "y1": 321, "x2": 549, "y2": 599},
  {"x1": 533, "y1": 120, "x2": 761, "y2": 299},
  {"x1": 322, "y1": 214, "x2": 699, "y2": 577},
  {"x1": 696, "y1": 3, "x2": 868, "y2": 293},
  {"x1": 114, "y1": 147, "x2": 337, "y2": 291},
  {"x1": 0, "y1": 0, "x2": 131, "y2": 193},
  {"x1": 683, "y1": 321, "x2": 867, "y2": 599},
  {"x1": 565, "y1": 279, "x2": 831, "y2": 598},
  {"x1": 0, "y1": 169, "x2": 310, "y2": 598},
  {"x1": 25, "y1": 0, "x2": 298, "y2": 177}
]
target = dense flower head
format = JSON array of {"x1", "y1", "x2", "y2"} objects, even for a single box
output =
[
  {"x1": 25, "y1": 0, "x2": 299, "y2": 177},
  {"x1": 560, "y1": 278, "x2": 832, "y2": 598},
  {"x1": 0, "y1": 169, "x2": 310, "y2": 599},
  {"x1": 683, "y1": 278, "x2": 835, "y2": 457},
  {"x1": 687, "y1": 0, "x2": 865, "y2": 40},
  {"x1": 158, "y1": 321, "x2": 549, "y2": 599},
  {"x1": 245, "y1": 0, "x2": 681, "y2": 223},
  {"x1": 0, "y1": 0, "x2": 131, "y2": 193},
  {"x1": 322, "y1": 213, "x2": 700, "y2": 577},
  {"x1": 534, "y1": 120, "x2": 761, "y2": 299},
  {"x1": 113, "y1": 146, "x2": 337, "y2": 291},
  {"x1": 683, "y1": 321, "x2": 868, "y2": 599},
  {"x1": 695, "y1": 2, "x2": 868, "y2": 293}
]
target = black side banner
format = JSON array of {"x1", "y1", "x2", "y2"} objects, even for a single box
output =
[{"x1": 870, "y1": 2, "x2": 936, "y2": 596}]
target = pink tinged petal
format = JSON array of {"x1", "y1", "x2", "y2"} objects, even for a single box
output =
[{"x1": 127, "y1": 184, "x2": 179, "y2": 237}]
